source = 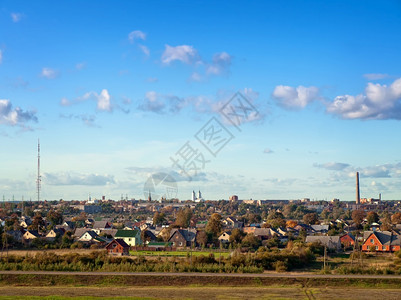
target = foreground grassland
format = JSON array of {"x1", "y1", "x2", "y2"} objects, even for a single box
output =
[{"x1": 0, "y1": 285, "x2": 401, "y2": 300}]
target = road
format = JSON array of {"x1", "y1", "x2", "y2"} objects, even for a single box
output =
[{"x1": 1, "y1": 270, "x2": 401, "y2": 279}]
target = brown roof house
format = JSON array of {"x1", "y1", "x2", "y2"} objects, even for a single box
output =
[{"x1": 105, "y1": 239, "x2": 130, "y2": 256}]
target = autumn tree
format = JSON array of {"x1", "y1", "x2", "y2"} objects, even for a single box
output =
[
  {"x1": 196, "y1": 230, "x2": 208, "y2": 248},
  {"x1": 175, "y1": 207, "x2": 193, "y2": 228},
  {"x1": 366, "y1": 211, "x2": 379, "y2": 225},
  {"x1": 286, "y1": 220, "x2": 298, "y2": 228},
  {"x1": 352, "y1": 209, "x2": 366, "y2": 228},
  {"x1": 303, "y1": 213, "x2": 319, "y2": 225},
  {"x1": 47, "y1": 209, "x2": 63, "y2": 226},
  {"x1": 205, "y1": 213, "x2": 222, "y2": 239},
  {"x1": 391, "y1": 212, "x2": 401, "y2": 224}
]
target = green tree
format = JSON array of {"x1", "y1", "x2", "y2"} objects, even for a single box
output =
[
  {"x1": 153, "y1": 212, "x2": 166, "y2": 226},
  {"x1": 241, "y1": 233, "x2": 261, "y2": 250},
  {"x1": 229, "y1": 228, "x2": 245, "y2": 246}
]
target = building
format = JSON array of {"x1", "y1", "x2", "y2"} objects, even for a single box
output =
[
  {"x1": 114, "y1": 229, "x2": 141, "y2": 246},
  {"x1": 305, "y1": 236, "x2": 341, "y2": 251},
  {"x1": 168, "y1": 228, "x2": 197, "y2": 247},
  {"x1": 105, "y1": 239, "x2": 130, "y2": 256},
  {"x1": 362, "y1": 231, "x2": 401, "y2": 252},
  {"x1": 229, "y1": 195, "x2": 238, "y2": 201}
]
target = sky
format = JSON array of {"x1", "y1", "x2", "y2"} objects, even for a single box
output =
[{"x1": 1, "y1": 0, "x2": 401, "y2": 201}]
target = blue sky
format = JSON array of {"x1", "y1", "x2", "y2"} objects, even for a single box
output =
[{"x1": 1, "y1": 0, "x2": 401, "y2": 201}]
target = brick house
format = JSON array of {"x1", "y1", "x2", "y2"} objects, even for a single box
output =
[
  {"x1": 105, "y1": 239, "x2": 130, "y2": 256},
  {"x1": 340, "y1": 233, "x2": 355, "y2": 248},
  {"x1": 362, "y1": 231, "x2": 401, "y2": 252}
]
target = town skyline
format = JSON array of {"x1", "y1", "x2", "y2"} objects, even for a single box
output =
[{"x1": 1, "y1": 1, "x2": 401, "y2": 201}]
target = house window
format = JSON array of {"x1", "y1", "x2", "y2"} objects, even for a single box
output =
[
  {"x1": 370, "y1": 239, "x2": 374, "y2": 244},
  {"x1": 383, "y1": 246, "x2": 386, "y2": 251},
  {"x1": 179, "y1": 242, "x2": 183, "y2": 246},
  {"x1": 375, "y1": 246, "x2": 379, "y2": 250}
]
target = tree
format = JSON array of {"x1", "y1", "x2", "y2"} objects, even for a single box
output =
[
  {"x1": 175, "y1": 207, "x2": 192, "y2": 228},
  {"x1": 352, "y1": 209, "x2": 366, "y2": 228},
  {"x1": 303, "y1": 213, "x2": 319, "y2": 225},
  {"x1": 229, "y1": 228, "x2": 245, "y2": 246},
  {"x1": 205, "y1": 213, "x2": 222, "y2": 239},
  {"x1": 391, "y1": 212, "x2": 401, "y2": 224},
  {"x1": 286, "y1": 220, "x2": 298, "y2": 228},
  {"x1": 47, "y1": 209, "x2": 63, "y2": 226},
  {"x1": 241, "y1": 233, "x2": 261, "y2": 250},
  {"x1": 366, "y1": 211, "x2": 379, "y2": 225},
  {"x1": 196, "y1": 230, "x2": 208, "y2": 248},
  {"x1": 153, "y1": 212, "x2": 166, "y2": 226}
]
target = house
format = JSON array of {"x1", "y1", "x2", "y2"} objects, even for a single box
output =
[
  {"x1": 22, "y1": 230, "x2": 40, "y2": 243},
  {"x1": 93, "y1": 220, "x2": 113, "y2": 230},
  {"x1": 305, "y1": 236, "x2": 341, "y2": 251},
  {"x1": 73, "y1": 228, "x2": 91, "y2": 240},
  {"x1": 6, "y1": 229, "x2": 24, "y2": 243},
  {"x1": 311, "y1": 225, "x2": 329, "y2": 234},
  {"x1": 78, "y1": 230, "x2": 106, "y2": 243},
  {"x1": 362, "y1": 231, "x2": 401, "y2": 252},
  {"x1": 340, "y1": 233, "x2": 355, "y2": 248},
  {"x1": 105, "y1": 239, "x2": 130, "y2": 256},
  {"x1": 46, "y1": 228, "x2": 65, "y2": 241},
  {"x1": 253, "y1": 228, "x2": 278, "y2": 240},
  {"x1": 114, "y1": 229, "x2": 141, "y2": 246},
  {"x1": 223, "y1": 217, "x2": 244, "y2": 229},
  {"x1": 218, "y1": 231, "x2": 232, "y2": 243},
  {"x1": 20, "y1": 218, "x2": 32, "y2": 229},
  {"x1": 168, "y1": 228, "x2": 197, "y2": 247}
]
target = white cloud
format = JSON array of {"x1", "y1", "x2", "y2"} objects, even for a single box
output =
[
  {"x1": 206, "y1": 52, "x2": 231, "y2": 75},
  {"x1": 326, "y1": 77, "x2": 401, "y2": 120},
  {"x1": 11, "y1": 13, "x2": 22, "y2": 23},
  {"x1": 263, "y1": 148, "x2": 274, "y2": 154},
  {"x1": 128, "y1": 30, "x2": 146, "y2": 43},
  {"x1": 96, "y1": 89, "x2": 112, "y2": 111},
  {"x1": 76, "y1": 62, "x2": 86, "y2": 70},
  {"x1": 272, "y1": 85, "x2": 319, "y2": 109},
  {"x1": 61, "y1": 89, "x2": 113, "y2": 112},
  {"x1": 161, "y1": 45, "x2": 199, "y2": 65},
  {"x1": 139, "y1": 45, "x2": 150, "y2": 56},
  {"x1": 41, "y1": 67, "x2": 58, "y2": 79},
  {"x1": 44, "y1": 172, "x2": 115, "y2": 186},
  {"x1": 190, "y1": 72, "x2": 202, "y2": 82},
  {"x1": 314, "y1": 162, "x2": 350, "y2": 171},
  {"x1": 0, "y1": 99, "x2": 37, "y2": 126},
  {"x1": 60, "y1": 98, "x2": 70, "y2": 106},
  {"x1": 363, "y1": 73, "x2": 389, "y2": 80}
]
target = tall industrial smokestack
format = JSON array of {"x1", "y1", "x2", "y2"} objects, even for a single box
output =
[{"x1": 356, "y1": 172, "x2": 360, "y2": 205}]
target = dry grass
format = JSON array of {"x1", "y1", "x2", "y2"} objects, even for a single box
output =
[
  {"x1": 0, "y1": 286, "x2": 401, "y2": 299},
  {"x1": 3, "y1": 249, "x2": 102, "y2": 257}
]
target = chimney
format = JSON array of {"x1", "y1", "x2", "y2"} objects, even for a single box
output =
[{"x1": 356, "y1": 172, "x2": 360, "y2": 205}]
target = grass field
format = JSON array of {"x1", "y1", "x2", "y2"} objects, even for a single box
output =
[
  {"x1": 0, "y1": 286, "x2": 401, "y2": 299},
  {"x1": 129, "y1": 250, "x2": 230, "y2": 258}
]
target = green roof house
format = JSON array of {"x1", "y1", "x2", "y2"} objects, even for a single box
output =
[{"x1": 115, "y1": 229, "x2": 141, "y2": 246}]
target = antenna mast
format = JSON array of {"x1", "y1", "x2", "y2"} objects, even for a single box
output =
[{"x1": 36, "y1": 139, "x2": 41, "y2": 202}]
